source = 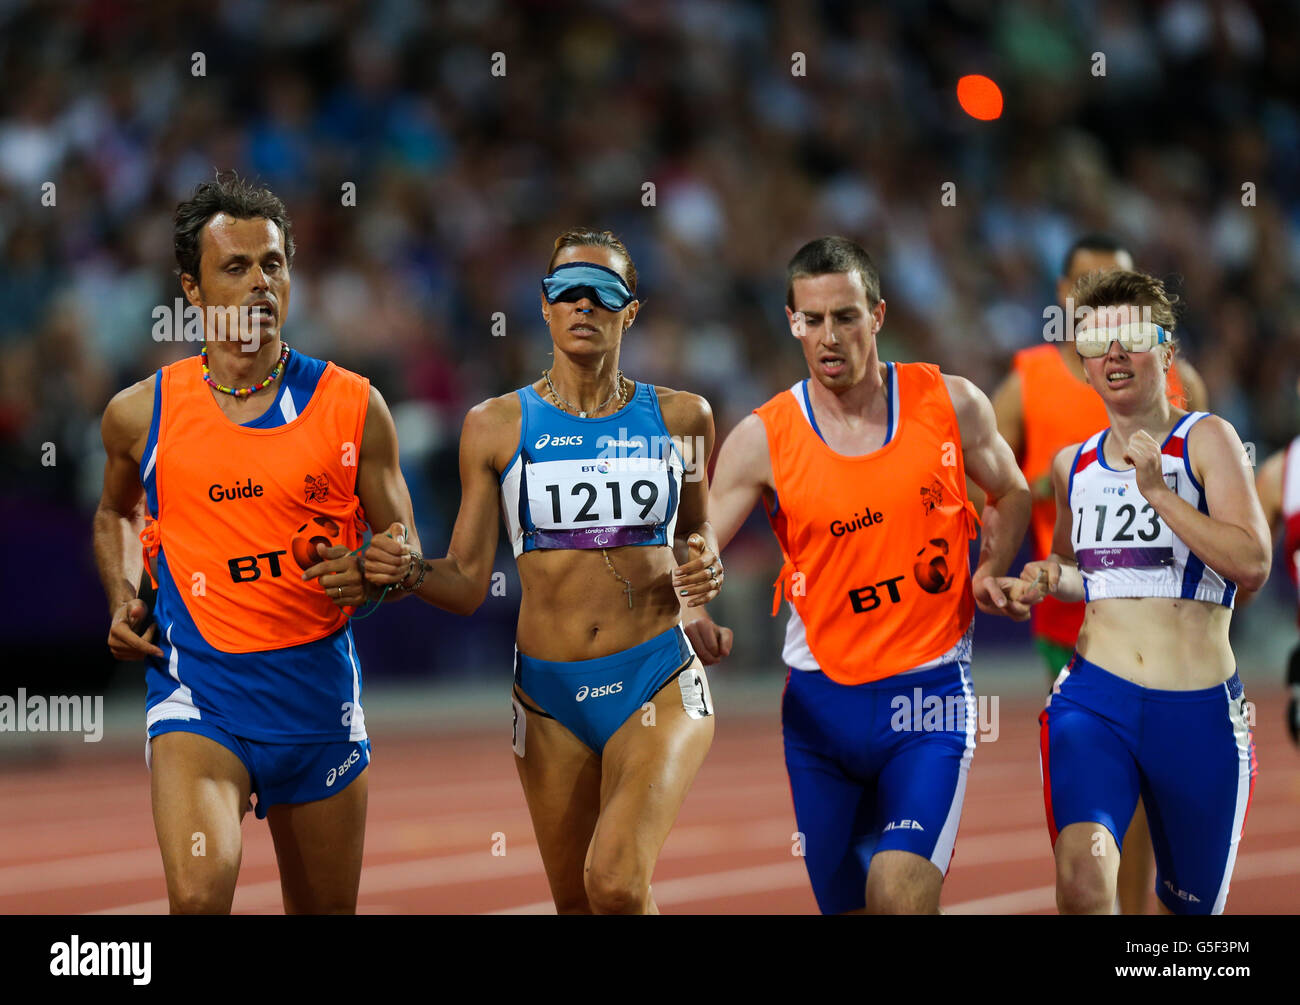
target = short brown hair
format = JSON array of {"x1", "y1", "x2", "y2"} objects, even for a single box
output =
[
  {"x1": 786, "y1": 236, "x2": 881, "y2": 310},
  {"x1": 547, "y1": 228, "x2": 637, "y2": 293},
  {"x1": 1072, "y1": 269, "x2": 1179, "y2": 333}
]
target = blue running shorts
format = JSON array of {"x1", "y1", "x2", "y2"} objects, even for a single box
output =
[{"x1": 1039, "y1": 652, "x2": 1256, "y2": 915}]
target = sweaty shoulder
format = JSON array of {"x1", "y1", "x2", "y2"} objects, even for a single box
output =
[
  {"x1": 653, "y1": 386, "x2": 712, "y2": 439},
  {"x1": 101, "y1": 374, "x2": 156, "y2": 460},
  {"x1": 1184, "y1": 412, "x2": 1246, "y2": 472},
  {"x1": 463, "y1": 391, "x2": 523, "y2": 473},
  {"x1": 939, "y1": 372, "x2": 993, "y2": 427},
  {"x1": 726, "y1": 412, "x2": 773, "y2": 464}
]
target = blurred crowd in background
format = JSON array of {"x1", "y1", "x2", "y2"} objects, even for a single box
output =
[{"x1": 2, "y1": 0, "x2": 1298, "y2": 677}]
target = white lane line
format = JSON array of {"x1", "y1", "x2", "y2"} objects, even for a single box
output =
[
  {"x1": 489, "y1": 843, "x2": 1300, "y2": 917},
  {"x1": 0, "y1": 849, "x2": 163, "y2": 897},
  {"x1": 94, "y1": 845, "x2": 552, "y2": 914},
  {"x1": 490, "y1": 862, "x2": 810, "y2": 915},
  {"x1": 944, "y1": 846, "x2": 1300, "y2": 915},
  {"x1": 946, "y1": 885, "x2": 1057, "y2": 915},
  {"x1": 88, "y1": 817, "x2": 798, "y2": 914}
]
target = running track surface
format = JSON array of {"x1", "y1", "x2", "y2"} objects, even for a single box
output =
[{"x1": 1, "y1": 691, "x2": 1296, "y2": 914}]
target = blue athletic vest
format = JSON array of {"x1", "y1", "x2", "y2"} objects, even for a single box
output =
[{"x1": 500, "y1": 382, "x2": 684, "y2": 557}]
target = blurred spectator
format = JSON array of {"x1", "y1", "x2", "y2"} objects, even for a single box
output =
[{"x1": 1, "y1": 0, "x2": 1297, "y2": 669}]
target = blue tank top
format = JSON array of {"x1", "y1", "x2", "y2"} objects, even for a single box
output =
[
  {"x1": 500, "y1": 381, "x2": 684, "y2": 557},
  {"x1": 140, "y1": 348, "x2": 368, "y2": 743}
]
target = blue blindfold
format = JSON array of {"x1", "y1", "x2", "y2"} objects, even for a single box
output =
[{"x1": 541, "y1": 263, "x2": 636, "y2": 312}]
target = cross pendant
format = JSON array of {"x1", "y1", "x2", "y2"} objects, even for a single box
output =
[{"x1": 624, "y1": 581, "x2": 634, "y2": 609}]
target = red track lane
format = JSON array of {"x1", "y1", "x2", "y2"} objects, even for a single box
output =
[{"x1": 0, "y1": 692, "x2": 1296, "y2": 914}]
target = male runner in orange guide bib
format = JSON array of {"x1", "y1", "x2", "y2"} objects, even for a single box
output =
[
  {"x1": 686, "y1": 237, "x2": 1032, "y2": 914},
  {"x1": 990, "y1": 234, "x2": 1207, "y2": 915},
  {"x1": 93, "y1": 174, "x2": 424, "y2": 914}
]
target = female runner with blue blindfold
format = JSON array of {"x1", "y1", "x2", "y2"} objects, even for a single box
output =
[{"x1": 364, "y1": 228, "x2": 722, "y2": 913}]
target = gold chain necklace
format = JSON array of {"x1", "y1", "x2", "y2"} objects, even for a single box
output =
[{"x1": 542, "y1": 368, "x2": 626, "y2": 418}]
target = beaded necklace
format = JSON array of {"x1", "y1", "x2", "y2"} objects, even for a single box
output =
[{"x1": 202, "y1": 342, "x2": 290, "y2": 398}]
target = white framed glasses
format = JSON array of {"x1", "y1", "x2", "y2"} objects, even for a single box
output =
[{"x1": 1075, "y1": 321, "x2": 1170, "y2": 358}]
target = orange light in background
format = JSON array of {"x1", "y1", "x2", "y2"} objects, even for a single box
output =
[{"x1": 957, "y1": 74, "x2": 1003, "y2": 121}]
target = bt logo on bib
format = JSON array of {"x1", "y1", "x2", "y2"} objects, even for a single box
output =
[
  {"x1": 575, "y1": 682, "x2": 624, "y2": 702},
  {"x1": 535, "y1": 433, "x2": 584, "y2": 450}
]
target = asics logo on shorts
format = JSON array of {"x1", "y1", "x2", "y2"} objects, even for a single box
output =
[
  {"x1": 325, "y1": 747, "x2": 361, "y2": 787},
  {"x1": 575, "y1": 681, "x2": 623, "y2": 702},
  {"x1": 534, "y1": 433, "x2": 584, "y2": 449}
]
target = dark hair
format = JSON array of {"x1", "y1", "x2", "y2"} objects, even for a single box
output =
[
  {"x1": 1072, "y1": 268, "x2": 1179, "y2": 334},
  {"x1": 1061, "y1": 233, "x2": 1130, "y2": 278},
  {"x1": 174, "y1": 171, "x2": 295, "y2": 282},
  {"x1": 786, "y1": 236, "x2": 881, "y2": 310},
  {"x1": 547, "y1": 228, "x2": 637, "y2": 294}
]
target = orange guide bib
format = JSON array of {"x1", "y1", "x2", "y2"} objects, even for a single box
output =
[
  {"x1": 756, "y1": 363, "x2": 978, "y2": 684},
  {"x1": 143, "y1": 355, "x2": 370, "y2": 653}
]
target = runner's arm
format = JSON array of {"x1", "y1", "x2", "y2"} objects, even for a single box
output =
[
  {"x1": 1153, "y1": 416, "x2": 1270, "y2": 590},
  {"x1": 349, "y1": 385, "x2": 422, "y2": 600},
  {"x1": 1024, "y1": 446, "x2": 1087, "y2": 605},
  {"x1": 681, "y1": 412, "x2": 773, "y2": 656},
  {"x1": 368, "y1": 398, "x2": 506, "y2": 615},
  {"x1": 660, "y1": 391, "x2": 721, "y2": 607},
  {"x1": 991, "y1": 370, "x2": 1024, "y2": 464},
  {"x1": 1237, "y1": 447, "x2": 1285, "y2": 608},
  {"x1": 947, "y1": 374, "x2": 1032, "y2": 618},
  {"x1": 93, "y1": 379, "x2": 164, "y2": 658},
  {"x1": 1255, "y1": 448, "x2": 1284, "y2": 542},
  {"x1": 707, "y1": 413, "x2": 773, "y2": 552}
]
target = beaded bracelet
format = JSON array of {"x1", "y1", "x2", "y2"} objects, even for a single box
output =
[{"x1": 396, "y1": 551, "x2": 428, "y2": 594}]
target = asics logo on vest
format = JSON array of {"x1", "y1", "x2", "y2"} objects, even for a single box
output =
[
  {"x1": 326, "y1": 747, "x2": 361, "y2": 787},
  {"x1": 830, "y1": 507, "x2": 884, "y2": 536},
  {"x1": 575, "y1": 682, "x2": 623, "y2": 702},
  {"x1": 208, "y1": 478, "x2": 264, "y2": 502},
  {"x1": 534, "y1": 433, "x2": 584, "y2": 449}
]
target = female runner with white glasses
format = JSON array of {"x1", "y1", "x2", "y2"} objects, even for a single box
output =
[{"x1": 998, "y1": 269, "x2": 1268, "y2": 915}]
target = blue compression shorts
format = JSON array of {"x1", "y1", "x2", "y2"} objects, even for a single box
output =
[
  {"x1": 1039, "y1": 652, "x2": 1257, "y2": 914},
  {"x1": 781, "y1": 660, "x2": 977, "y2": 915}
]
